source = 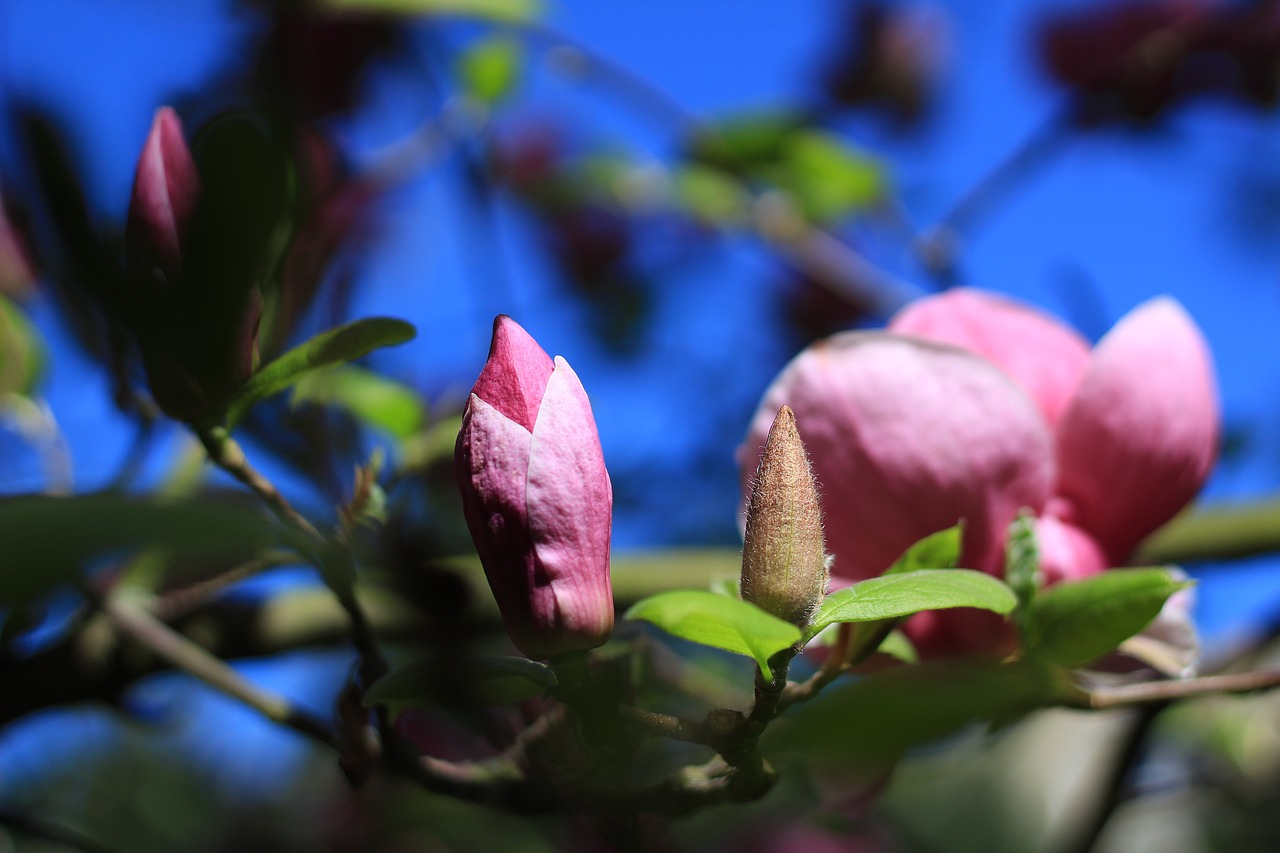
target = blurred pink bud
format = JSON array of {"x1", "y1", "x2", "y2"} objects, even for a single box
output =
[
  {"x1": 127, "y1": 107, "x2": 198, "y2": 281},
  {"x1": 456, "y1": 315, "x2": 614, "y2": 660}
]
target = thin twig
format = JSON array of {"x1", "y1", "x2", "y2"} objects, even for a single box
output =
[
  {"x1": 1073, "y1": 669, "x2": 1280, "y2": 710},
  {"x1": 99, "y1": 592, "x2": 338, "y2": 748}
]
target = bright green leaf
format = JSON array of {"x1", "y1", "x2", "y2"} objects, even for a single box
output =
[
  {"x1": 364, "y1": 656, "x2": 556, "y2": 708},
  {"x1": 291, "y1": 365, "x2": 425, "y2": 440},
  {"x1": 876, "y1": 629, "x2": 919, "y2": 665},
  {"x1": 458, "y1": 36, "x2": 522, "y2": 104},
  {"x1": 625, "y1": 590, "x2": 801, "y2": 678},
  {"x1": 0, "y1": 294, "x2": 43, "y2": 396},
  {"x1": 807, "y1": 570, "x2": 1017, "y2": 640},
  {"x1": 762, "y1": 131, "x2": 886, "y2": 223},
  {"x1": 0, "y1": 494, "x2": 277, "y2": 606},
  {"x1": 769, "y1": 659, "x2": 1067, "y2": 767},
  {"x1": 691, "y1": 111, "x2": 807, "y2": 172},
  {"x1": 226, "y1": 317, "x2": 416, "y2": 428},
  {"x1": 1023, "y1": 568, "x2": 1191, "y2": 667},
  {"x1": 317, "y1": 0, "x2": 540, "y2": 21},
  {"x1": 673, "y1": 165, "x2": 748, "y2": 226},
  {"x1": 885, "y1": 525, "x2": 962, "y2": 575}
]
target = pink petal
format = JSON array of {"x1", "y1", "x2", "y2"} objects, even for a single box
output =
[
  {"x1": 741, "y1": 333, "x2": 1055, "y2": 584},
  {"x1": 1035, "y1": 512, "x2": 1108, "y2": 585},
  {"x1": 526, "y1": 356, "x2": 614, "y2": 654},
  {"x1": 1054, "y1": 298, "x2": 1219, "y2": 562},
  {"x1": 128, "y1": 107, "x2": 198, "y2": 277},
  {"x1": 472, "y1": 315, "x2": 554, "y2": 431},
  {"x1": 455, "y1": 394, "x2": 536, "y2": 636},
  {"x1": 890, "y1": 289, "x2": 1092, "y2": 427}
]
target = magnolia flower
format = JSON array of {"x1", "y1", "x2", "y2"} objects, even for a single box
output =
[
  {"x1": 456, "y1": 315, "x2": 614, "y2": 660},
  {"x1": 741, "y1": 290, "x2": 1218, "y2": 655}
]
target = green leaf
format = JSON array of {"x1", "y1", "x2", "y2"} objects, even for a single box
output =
[
  {"x1": 769, "y1": 659, "x2": 1067, "y2": 767},
  {"x1": 877, "y1": 629, "x2": 919, "y2": 665},
  {"x1": 1004, "y1": 510, "x2": 1041, "y2": 611},
  {"x1": 0, "y1": 494, "x2": 277, "y2": 606},
  {"x1": 625, "y1": 590, "x2": 801, "y2": 678},
  {"x1": 672, "y1": 165, "x2": 748, "y2": 226},
  {"x1": 691, "y1": 111, "x2": 807, "y2": 172},
  {"x1": 290, "y1": 365, "x2": 425, "y2": 440},
  {"x1": 0, "y1": 294, "x2": 44, "y2": 396},
  {"x1": 364, "y1": 656, "x2": 556, "y2": 708},
  {"x1": 885, "y1": 524, "x2": 962, "y2": 575},
  {"x1": 807, "y1": 570, "x2": 1017, "y2": 640},
  {"x1": 226, "y1": 317, "x2": 416, "y2": 427},
  {"x1": 458, "y1": 36, "x2": 522, "y2": 104},
  {"x1": 1023, "y1": 568, "x2": 1191, "y2": 667},
  {"x1": 317, "y1": 0, "x2": 540, "y2": 20},
  {"x1": 762, "y1": 131, "x2": 886, "y2": 223}
]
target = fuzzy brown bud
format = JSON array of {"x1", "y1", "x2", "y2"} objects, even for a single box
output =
[{"x1": 740, "y1": 405, "x2": 829, "y2": 627}]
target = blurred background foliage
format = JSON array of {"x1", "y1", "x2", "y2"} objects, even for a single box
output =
[{"x1": 2, "y1": 0, "x2": 1280, "y2": 850}]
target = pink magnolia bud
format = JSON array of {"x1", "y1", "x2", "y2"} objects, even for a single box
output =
[
  {"x1": 741, "y1": 405, "x2": 829, "y2": 627},
  {"x1": 127, "y1": 107, "x2": 198, "y2": 282},
  {"x1": 456, "y1": 315, "x2": 614, "y2": 660}
]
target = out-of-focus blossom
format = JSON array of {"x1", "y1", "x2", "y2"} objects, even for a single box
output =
[
  {"x1": 456, "y1": 316, "x2": 614, "y2": 660},
  {"x1": 741, "y1": 405, "x2": 829, "y2": 627},
  {"x1": 0, "y1": 198, "x2": 37, "y2": 300},
  {"x1": 820, "y1": 2, "x2": 949, "y2": 129},
  {"x1": 1040, "y1": 0, "x2": 1280, "y2": 124},
  {"x1": 741, "y1": 289, "x2": 1218, "y2": 655},
  {"x1": 127, "y1": 107, "x2": 198, "y2": 284}
]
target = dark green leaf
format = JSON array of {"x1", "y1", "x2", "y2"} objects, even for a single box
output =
[
  {"x1": 290, "y1": 365, "x2": 425, "y2": 439},
  {"x1": 364, "y1": 656, "x2": 556, "y2": 707},
  {"x1": 0, "y1": 494, "x2": 277, "y2": 606},
  {"x1": 458, "y1": 36, "x2": 522, "y2": 104},
  {"x1": 769, "y1": 659, "x2": 1067, "y2": 767},
  {"x1": 807, "y1": 570, "x2": 1017, "y2": 640},
  {"x1": 226, "y1": 317, "x2": 416, "y2": 427},
  {"x1": 690, "y1": 111, "x2": 807, "y2": 171},
  {"x1": 625, "y1": 590, "x2": 801, "y2": 678},
  {"x1": 885, "y1": 524, "x2": 962, "y2": 575},
  {"x1": 1024, "y1": 568, "x2": 1191, "y2": 667},
  {"x1": 317, "y1": 0, "x2": 540, "y2": 20}
]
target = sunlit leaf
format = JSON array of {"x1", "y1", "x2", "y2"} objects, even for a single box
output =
[
  {"x1": 0, "y1": 294, "x2": 43, "y2": 396},
  {"x1": 876, "y1": 629, "x2": 919, "y2": 665},
  {"x1": 673, "y1": 165, "x2": 748, "y2": 225},
  {"x1": 885, "y1": 524, "x2": 962, "y2": 575},
  {"x1": 225, "y1": 317, "x2": 416, "y2": 427},
  {"x1": 317, "y1": 0, "x2": 540, "y2": 21},
  {"x1": 458, "y1": 35, "x2": 523, "y2": 104},
  {"x1": 807, "y1": 570, "x2": 1017, "y2": 640},
  {"x1": 762, "y1": 131, "x2": 886, "y2": 223},
  {"x1": 0, "y1": 494, "x2": 277, "y2": 606},
  {"x1": 291, "y1": 365, "x2": 425, "y2": 439},
  {"x1": 364, "y1": 656, "x2": 556, "y2": 707},
  {"x1": 1023, "y1": 568, "x2": 1191, "y2": 667},
  {"x1": 770, "y1": 659, "x2": 1067, "y2": 767},
  {"x1": 625, "y1": 590, "x2": 801, "y2": 678}
]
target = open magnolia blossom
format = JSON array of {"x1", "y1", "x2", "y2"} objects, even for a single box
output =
[
  {"x1": 741, "y1": 289, "x2": 1219, "y2": 656},
  {"x1": 456, "y1": 315, "x2": 615, "y2": 660}
]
